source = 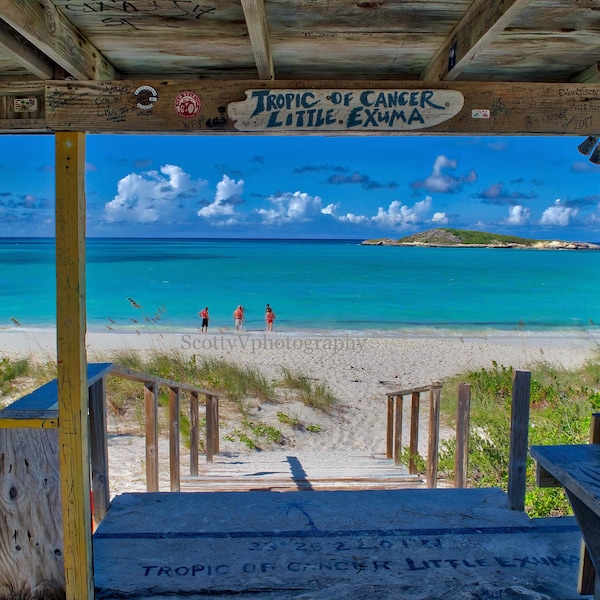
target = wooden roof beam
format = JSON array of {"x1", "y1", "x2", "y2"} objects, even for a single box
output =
[
  {"x1": 420, "y1": 0, "x2": 532, "y2": 81},
  {"x1": 240, "y1": 0, "x2": 274, "y2": 80},
  {"x1": 0, "y1": 20, "x2": 55, "y2": 80},
  {"x1": 572, "y1": 62, "x2": 600, "y2": 84},
  {"x1": 0, "y1": 0, "x2": 117, "y2": 80}
]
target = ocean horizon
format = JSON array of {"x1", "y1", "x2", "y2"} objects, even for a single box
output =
[{"x1": 2, "y1": 237, "x2": 599, "y2": 336}]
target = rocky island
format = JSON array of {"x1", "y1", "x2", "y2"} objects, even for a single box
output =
[{"x1": 362, "y1": 228, "x2": 600, "y2": 250}]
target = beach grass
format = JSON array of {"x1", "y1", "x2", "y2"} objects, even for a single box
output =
[
  {"x1": 437, "y1": 353, "x2": 600, "y2": 516},
  {"x1": 279, "y1": 367, "x2": 337, "y2": 413}
]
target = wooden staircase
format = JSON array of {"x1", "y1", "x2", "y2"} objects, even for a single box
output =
[{"x1": 181, "y1": 450, "x2": 426, "y2": 492}]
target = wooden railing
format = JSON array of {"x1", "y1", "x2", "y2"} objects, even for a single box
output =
[
  {"x1": 386, "y1": 383, "x2": 444, "y2": 488},
  {"x1": 0, "y1": 362, "x2": 221, "y2": 525},
  {"x1": 385, "y1": 369, "x2": 531, "y2": 507}
]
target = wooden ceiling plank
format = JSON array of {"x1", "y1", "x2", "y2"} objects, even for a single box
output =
[
  {"x1": 240, "y1": 0, "x2": 274, "y2": 81},
  {"x1": 421, "y1": 0, "x2": 533, "y2": 81},
  {"x1": 0, "y1": 19, "x2": 54, "y2": 80},
  {"x1": 572, "y1": 63, "x2": 600, "y2": 84},
  {"x1": 0, "y1": 0, "x2": 117, "y2": 80}
]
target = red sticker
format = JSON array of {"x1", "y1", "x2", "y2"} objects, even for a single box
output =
[{"x1": 174, "y1": 91, "x2": 202, "y2": 118}]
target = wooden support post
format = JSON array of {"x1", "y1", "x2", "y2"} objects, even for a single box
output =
[
  {"x1": 454, "y1": 383, "x2": 471, "y2": 488},
  {"x1": 386, "y1": 396, "x2": 394, "y2": 459},
  {"x1": 206, "y1": 394, "x2": 215, "y2": 463},
  {"x1": 409, "y1": 391, "x2": 420, "y2": 474},
  {"x1": 578, "y1": 413, "x2": 600, "y2": 596},
  {"x1": 190, "y1": 391, "x2": 199, "y2": 476},
  {"x1": 144, "y1": 382, "x2": 159, "y2": 491},
  {"x1": 89, "y1": 376, "x2": 110, "y2": 526},
  {"x1": 169, "y1": 387, "x2": 181, "y2": 492},
  {"x1": 427, "y1": 387, "x2": 441, "y2": 488},
  {"x1": 394, "y1": 395, "x2": 403, "y2": 466},
  {"x1": 507, "y1": 370, "x2": 531, "y2": 511},
  {"x1": 55, "y1": 131, "x2": 94, "y2": 600},
  {"x1": 214, "y1": 396, "x2": 220, "y2": 454}
]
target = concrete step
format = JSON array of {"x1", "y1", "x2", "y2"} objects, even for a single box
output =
[{"x1": 94, "y1": 488, "x2": 589, "y2": 599}]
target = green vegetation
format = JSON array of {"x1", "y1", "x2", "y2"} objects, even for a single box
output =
[
  {"x1": 440, "y1": 228, "x2": 539, "y2": 246},
  {"x1": 225, "y1": 418, "x2": 284, "y2": 450},
  {"x1": 277, "y1": 411, "x2": 322, "y2": 433},
  {"x1": 279, "y1": 367, "x2": 337, "y2": 413},
  {"x1": 435, "y1": 357, "x2": 600, "y2": 517},
  {"x1": 0, "y1": 352, "x2": 334, "y2": 452},
  {"x1": 0, "y1": 356, "x2": 30, "y2": 397}
]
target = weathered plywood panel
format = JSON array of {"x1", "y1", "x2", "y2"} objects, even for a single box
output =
[
  {"x1": 44, "y1": 79, "x2": 600, "y2": 135},
  {"x1": 0, "y1": 428, "x2": 64, "y2": 598}
]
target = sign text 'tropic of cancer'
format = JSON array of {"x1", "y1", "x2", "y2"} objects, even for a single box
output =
[{"x1": 228, "y1": 89, "x2": 464, "y2": 132}]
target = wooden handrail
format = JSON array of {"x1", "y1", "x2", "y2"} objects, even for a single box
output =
[
  {"x1": 108, "y1": 364, "x2": 217, "y2": 396},
  {"x1": 386, "y1": 383, "x2": 442, "y2": 487},
  {"x1": 387, "y1": 371, "x2": 530, "y2": 502},
  {"x1": 0, "y1": 361, "x2": 222, "y2": 522}
]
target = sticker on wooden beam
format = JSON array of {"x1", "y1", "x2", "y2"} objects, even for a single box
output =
[
  {"x1": 14, "y1": 98, "x2": 38, "y2": 112},
  {"x1": 228, "y1": 89, "x2": 464, "y2": 132}
]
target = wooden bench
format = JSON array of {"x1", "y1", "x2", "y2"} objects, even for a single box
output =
[{"x1": 531, "y1": 442, "x2": 600, "y2": 598}]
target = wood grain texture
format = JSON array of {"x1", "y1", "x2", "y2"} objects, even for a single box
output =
[
  {"x1": 0, "y1": 428, "x2": 64, "y2": 599},
  {"x1": 41, "y1": 79, "x2": 600, "y2": 135},
  {"x1": 507, "y1": 369, "x2": 531, "y2": 511},
  {"x1": 55, "y1": 130, "x2": 94, "y2": 600},
  {"x1": 0, "y1": 0, "x2": 116, "y2": 79}
]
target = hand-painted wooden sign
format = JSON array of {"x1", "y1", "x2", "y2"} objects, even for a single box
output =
[{"x1": 228, "y1": 89, "x2": 464, "y2": 132}]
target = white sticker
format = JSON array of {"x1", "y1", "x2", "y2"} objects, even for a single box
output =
[
  {"x1": 472, "y1": 109, "x2": 490, "y2": 119},
  {"x1": 135, "y1": 85, "x2": 158, "y2": 110},
  {"x1": 14, "y1": 98, "x2": 37, "y2": 112}
]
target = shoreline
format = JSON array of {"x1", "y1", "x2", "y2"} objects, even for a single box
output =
[{"x1": 0, "y1": 326, "x2": 598, "y2": 360}]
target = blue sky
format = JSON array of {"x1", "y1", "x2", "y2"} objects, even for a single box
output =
[{"x1": 1, "y1": 134, "x2": 599, "y2": 241}]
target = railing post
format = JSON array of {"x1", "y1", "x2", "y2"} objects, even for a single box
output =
[
  {"x1": 427, "y1": 386, "x2": 441, "y2": 488},
  {"x1": 454, "y1": 383, "x2": 471, "y2": 489},
  {"x1": 507, "y1": 369, "x2": 531, "y2": 511},
  {"x1": 214, "y1": 396, "x2": 220, "y2": 454},
  {"x1": 89, "y1": 376, "x2": 110, "y2": 526},
  {"x1": 169, "y1": 387, "x2": 181, "y2": 492},
  {"x1": 144, "y1": 381, "x2": 159, "y2": 492},
  {"x1": 386, "y1": 395, "x2": 394, "y2": 459},
  {"x1": 205, "y1": 394, "x2": 215, "y2": 463},
  {"x1": 578, "y1": 413, "x2": 600, "y2": 595},
  {"x1": 409, "y1": 391, "x2": 420, "y2": 474},
  {"x1": 190, "y1": 391, "x2": 199, "y2": 476},
  {"x1": 394, "y1": 394, "x2": 403, "y2": 466}
]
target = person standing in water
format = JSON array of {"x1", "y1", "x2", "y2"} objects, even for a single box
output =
[
  {"x1": 233, "y1": 305, "x2": 244, "y2": 331},
  {"x1": 198, "y1": 306, "x2": 209, "y2": 333},
  {"x1": 265, "y1": 305, "x2": 276, "y2": 332}
]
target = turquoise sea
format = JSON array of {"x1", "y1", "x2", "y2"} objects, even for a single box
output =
[{"x1": 1, "y1": 237, "x2": 599, "y2": 334}]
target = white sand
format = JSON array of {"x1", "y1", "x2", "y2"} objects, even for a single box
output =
[{"x1": 1, "y1": 327, "x2": 598, "y2": 495}]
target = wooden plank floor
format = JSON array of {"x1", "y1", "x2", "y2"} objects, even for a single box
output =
[{"x1": 181, "y1": 451, "x2": 427, "y2": 492}]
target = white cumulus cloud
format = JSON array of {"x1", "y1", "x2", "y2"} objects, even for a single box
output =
[
  {"x1": 505, "y1": 205, "x2": 531, "y2": 226},
  {"x1": 198, "y1": 175, "x2": 244, "y2": 222},
  {"x1": 371, "y1": 196, "x2": 432, "y2": 228},
  {"x1": 105, "y1": 164, "x2": 205, "y2": 223},
  {"x1": 431, "y1": 212, "x2": 448, "y2": 225},
  {"x1": 539, "y1": 199, "x2": 577, "y2": 227},
  {"x1": 412, "y1": 155, "x2": 477, "y2": 194},
  {"x1": 255, "y1": 191, "x2": 324, "y2": 225}
]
